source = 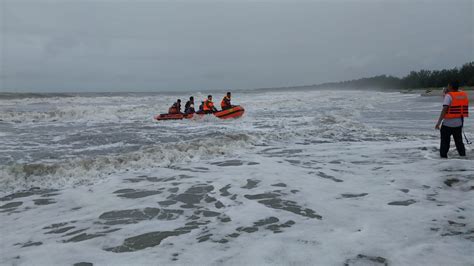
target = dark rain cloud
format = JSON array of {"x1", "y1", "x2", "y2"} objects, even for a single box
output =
[{"x1": 1, "y1": 0, "x2": 473, "y2": 92}]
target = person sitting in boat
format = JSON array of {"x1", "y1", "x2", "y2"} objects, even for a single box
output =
[
  {"x1": 198, "y1": 102, "x2": 204, "y2": 113},
  {"x1": 203, "y1": 95, "x2": 218, "y2": 113},
  {"x1": 221, "y1": 92, "x2": 234, "y2": 110},
  {"x1": 168, "y1": 99, "x2": 182, "y2": 114},
  {"x1": 184, "y1": 96, "x2": 195, "y2": 114}
]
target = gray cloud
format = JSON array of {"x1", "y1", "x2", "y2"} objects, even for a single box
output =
[{"x1": 1, "y1": 0, "x2": 473, "y2": 92}]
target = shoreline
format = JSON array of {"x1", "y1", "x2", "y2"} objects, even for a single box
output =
[{"x1": 401, "y1": 86, "x2": 474, "y2": 100}]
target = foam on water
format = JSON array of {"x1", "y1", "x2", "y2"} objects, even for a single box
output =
[
  {"x1": 0, "y1": 133, "x2": 255, "y2": 192},
  {"x1": 0, "y1": 89, "x2": 401, "y2": 192},
  {"x1": 1, "y1": 89, "x2": 473, "y2": 265}
]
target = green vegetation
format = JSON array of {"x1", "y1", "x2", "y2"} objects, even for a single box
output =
[{"x1": 316, "y1": 62, "x2": 474, "y2": 89}]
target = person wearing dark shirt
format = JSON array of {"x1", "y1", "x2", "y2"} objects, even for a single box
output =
[{"x1": 184, "y1": 96, "x2": 195, "y2": 114}]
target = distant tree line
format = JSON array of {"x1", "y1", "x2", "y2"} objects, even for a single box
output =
[{"x1": 316, "y1": 62, "x2": 474, "y2": 89}]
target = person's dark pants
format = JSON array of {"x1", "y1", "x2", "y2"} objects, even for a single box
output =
[{"x1": 440, "y1": 125, "x2": 466, "y2": 158}]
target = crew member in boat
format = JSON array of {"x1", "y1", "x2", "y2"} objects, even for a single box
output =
[
  {"x1": 203, "y1": 95, "x2": 218, "y2": 113},
  {"x1": 221, "y1": 92, "x2": 234, "y2": 110},
  {"x1": 184, "y1": 96, "x2": 195, "y2": 114},
  {"x1": 168, "y1": 99, "x2": 182, "y2": 114}
]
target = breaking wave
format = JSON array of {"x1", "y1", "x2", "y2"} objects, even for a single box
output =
[
  {"x1": 0, "y1": 105, "x2": 154, "y2": 123},
  {"x1": 0, "y1": 133, "x2": 254, "y2": 192},
  {"x1": 0, "y1": 89, "x2": 431, "y2": 193}
]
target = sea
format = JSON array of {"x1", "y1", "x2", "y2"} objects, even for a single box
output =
[{"x1": 0, "y1": 88, "x2": 473, "y2": 265}]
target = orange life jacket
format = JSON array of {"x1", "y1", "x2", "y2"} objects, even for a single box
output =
[
  {"x1": 221, "y1": 96, "x2": 231, "y2": 109},
  {"x1": 203, "y1": 100, "x2": 214, "y2": 111},
  {"x1": 444, "y1": 91, "x2": 469, "y2": 119}
]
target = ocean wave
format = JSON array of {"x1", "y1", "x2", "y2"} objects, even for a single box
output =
[
  {"x1": 0, "y1": 105, "x2": 154, "y2": 123},
  {"x1": 0, "y1": 90, "x2": 426, "y2": 194},
  {"x1": 0, "y1": 133, "x2": 254, "y2": 193},
  {"x1": 0, "y1": 92, "x2": 170, "y2": 100},
  {"x1": 0, "y1": 92, "x2": 76, "y2": 100},
  {"x1": 0, "y1": 93, "x2": 192, "y2": 123}
]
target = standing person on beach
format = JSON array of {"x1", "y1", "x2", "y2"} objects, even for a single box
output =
[{"x1": 435, "y1": 81, "x2": 469, "y2": 158}]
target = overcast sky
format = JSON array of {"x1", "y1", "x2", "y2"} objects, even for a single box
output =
[{"x1": 1, "y1": 0, "x2": 473, "y2": 92}]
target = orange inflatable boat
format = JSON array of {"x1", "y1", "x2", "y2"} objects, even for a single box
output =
[
  {"x1": 212, "y1": 105, "x2": 245, "y2": 119},
  {"x1": 155, "y1": 106, "x2": 245, "y2": 121},
  {"x1": 154, "y1": 113, "x2": 193, "y2": 120}
]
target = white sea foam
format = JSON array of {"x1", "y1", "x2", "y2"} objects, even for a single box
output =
[
  {"x1": 1, "y1": 89, "x2": 473, "y2": 265},
  {"x1": 1, "y1": 90, "x2": 408, "y2": 192},
  {"x1": 0, "y1": 133, "x2": 255, "y2": 192}
]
